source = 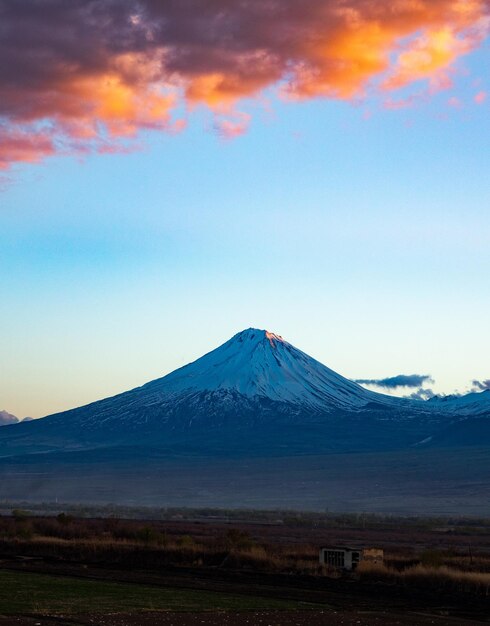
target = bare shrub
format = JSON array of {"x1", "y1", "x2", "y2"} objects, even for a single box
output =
[{"x1": 357, "y1": 560, "x2": 490, "y2": 596}]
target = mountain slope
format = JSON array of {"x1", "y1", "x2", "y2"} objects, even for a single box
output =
[
  {"x1": 427, "y1": 390, "x2": 490, "y2": 416},
  {"x1": 136, "y1": 328, "x2": 408, "y2": 411},
  {"x1": 0, "y1": 328, "x2": 487, "y2": 457}
]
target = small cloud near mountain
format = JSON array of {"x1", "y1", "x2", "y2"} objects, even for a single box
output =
[
  {"x1": 355, "y1": 374, "x2": 434, "y2": 389},
  {"x1": 405, "y1": 388, "x2": 436, "y2": 401},
  {"x1": 355, "y1": 374, "x2": 436, "y2": 401},
  {"x1": 472, "y1": 379, "x2": 490, "y2": 391}
]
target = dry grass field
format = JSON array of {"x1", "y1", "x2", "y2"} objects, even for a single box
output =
[{"x1": 0, "y1": 508, "x2": 489, "y2": 624}]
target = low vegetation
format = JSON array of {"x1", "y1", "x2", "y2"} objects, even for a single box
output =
[
  {"x1": 2, "y1": 502, "x2": 490, "y2": 531},
  {"x1": 0, "y1": 570, "x2": 304, "y2": 616},
  {"x1": 0, "y1": 525, "x2": 323, "y2": 576},
  {"x1": 0, "y1": 508, "x2": 489, "y2": 601},
  {"x1": 358, "y1": 561, "x2": 490, "y2": 597}
]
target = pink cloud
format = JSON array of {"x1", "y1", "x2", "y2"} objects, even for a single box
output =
[
  {"x1": 474, "y1": 90, "x2": 487, "y2": 104},
  {"x1": 0, "y1": 128, "x2": 56, "y2": 170},
  {"x1": 0, "y1": 0, "x2": 488, "y2": 169},
  {"x1": 448, "y1": 96, "x2": 463, "y2": 108},
  {"x1": 213, "y1": 112, "x2": 251, "y2": 140}
]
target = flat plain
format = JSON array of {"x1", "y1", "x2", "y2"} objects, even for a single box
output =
[{"x1": 1, "y1": 446, "x2": 489, "y2": 515}]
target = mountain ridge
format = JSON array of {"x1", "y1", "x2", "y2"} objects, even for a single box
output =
[{"x1": 0, "y1": 328, "x2": 488, "y2": 457}]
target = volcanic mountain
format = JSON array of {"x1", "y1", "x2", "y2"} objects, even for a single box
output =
[
  {"x1": 0, "y1": 328, "x2": 488, "y2": 457},
  {"x1": 1, "y1": 328, "x2": 490, "y2": 514}
]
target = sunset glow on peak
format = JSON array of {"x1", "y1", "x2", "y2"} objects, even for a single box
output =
[{"x1": 265, "y1": 331, "x2": 285, "y2": 345}]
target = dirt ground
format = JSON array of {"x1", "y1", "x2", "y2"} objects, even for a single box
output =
[
  {"x1": 1, "y1": 513, "x2": 489, "y2": 626},
  {"x1": 0, "y1": 611, "x2": 487, "y2": 626},
  {"x1": 1, "y1": 559, "x2": 489, "y2": 625}
]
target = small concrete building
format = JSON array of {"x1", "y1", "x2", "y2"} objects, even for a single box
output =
[{"x1": 319, "y1": 546, "x2": 383, "y2": 571}]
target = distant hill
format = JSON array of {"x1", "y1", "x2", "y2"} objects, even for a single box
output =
[{"x1": 0, "y1": 410, "x2": 19, "y2": 426}]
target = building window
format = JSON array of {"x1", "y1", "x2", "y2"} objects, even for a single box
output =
[{"x1": 324, "y1": 550, "x2": 345, "y2": 567}]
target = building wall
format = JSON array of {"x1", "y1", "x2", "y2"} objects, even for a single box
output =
[
  {"x1": 319, "y1": 547, "x2": 381, "y2": 570},
  {"x1": 320, "y1": 549, "x2": 356, "y2": 570},
  {"x1": 363, "y1": 548, "x2": 384, "y2": 563}
]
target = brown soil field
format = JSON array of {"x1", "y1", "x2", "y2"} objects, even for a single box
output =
[
  {"x1": 1, "y1": 559, "x2": 489, "y2": 624},
  {"x1": 128, "y1": 517, "x2": 490, "y2": 554},
  {"x1": 0, "y1": 610, "x2": 486, "y2": 626}
]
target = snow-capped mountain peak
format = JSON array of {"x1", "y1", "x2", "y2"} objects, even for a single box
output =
[
  {"x1": 229, "y1": 327, "x2": 283, "y2": 345},
  {"x1": 141, "y1": 327, "x2": 385, "y2": 411},
  {"x1": 0, "y1": 328, "x2": 488, "y2": 458}
]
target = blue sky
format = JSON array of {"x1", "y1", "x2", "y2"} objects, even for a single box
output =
[{"x1": 1, "y1": 1, "x2": 490, "y2": 418}]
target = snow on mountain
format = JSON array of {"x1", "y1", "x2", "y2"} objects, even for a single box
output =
[
  {"x1": 0, "y1": 328, "x2": 422, "y2": 447},
  {"x1": 427, "y1": 389, "x2": 490, "y2": 416},
  {"x1": 0, "y1": 328, "x2": 489, "y2": 459},
  {"x1": 139, "y1": 328, "x2": 407, "y2": 412},
  {"x1": 0, "y1": 410, "x2": 19, "y2": 426}
]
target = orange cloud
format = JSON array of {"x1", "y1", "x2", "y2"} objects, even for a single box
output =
[
  {"x1": 384, "y1": 27, "x2": 475, "y2": 91},
  {"x1": 0, "y1": 0, "x2": 488, "y2": 170}
]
